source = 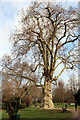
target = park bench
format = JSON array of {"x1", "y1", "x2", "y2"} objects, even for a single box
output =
[{"x1": 70, "y1": 103, "x2": 75, "y2": 106}]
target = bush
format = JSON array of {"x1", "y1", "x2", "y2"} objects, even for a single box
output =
[{"x1": 4, "y1": 97, "x2": 20, "y2": 120}]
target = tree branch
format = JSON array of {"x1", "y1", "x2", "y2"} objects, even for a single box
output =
[
  {"x1": 58, "y1": 23, "x2": 67, "y2": 41},
  {"x1": 4, "y1": 73, "x2": 43, "y2": 88},
  {"x1": 56, "y1": 67, "x2": 66, "y2": 79},
  {"x1": 54, "y1": 61, "x2": 63, "y2": 70},
  {"x1": 29, "y1": 63, "x2": 45, "y2": 72},
  {"x1": 53, "y1": 23, "x2": 67, "y2": 69},
  {"x1": 58, "y1": 36, "x2": 79, "y2": 49}
]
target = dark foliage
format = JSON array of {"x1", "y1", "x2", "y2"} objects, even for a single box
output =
[{"x1": 4, "y1": 97, "x2": 20, "y2": 120}]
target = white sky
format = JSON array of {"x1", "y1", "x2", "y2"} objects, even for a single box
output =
[
  {"x1": 0, "y1": 0, "x2": 79, "y2": 83},
  {"x1": 0, "y1": 1, "x2": 31, "y2": 58}
]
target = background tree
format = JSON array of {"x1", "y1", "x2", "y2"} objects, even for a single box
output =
[
  {"x1": 67, "y1": 74, "x2": 78, "y2": 94},
  {"x1": 64, "y1": 74, "x2": 78, "y2": 103},
  {"x1": 0, "y1": 71, "x2": 2, "y2": 110},
  {"x1": 0, "y1": 71, "x2": 2, "y2": 97},
  {"x1": 2, "y1": 55, "x2": 38, "y2": 102},
  {"x1": 29, "y1": 85, "x2": 41, "y2": 104},
  {"x1": 22, "y1": 95, "x2": 32, "y2": 107},
  {"x1": 52, "y1": 79, "x2": 77, "y2": 103},
  {"x1": 38, "y1": 88, "x2": 43, "y2": 103},
  {"x1": 52, "y1": 81, "x2": 66, "y2": 103},
  {"x1": 2, "y1": 79, "x2": 15, "y2": 101},
  {"x1": 2, "y1": 1, "x2": 78, "y2": 109},
  {"x1": 65, "y1": 89, "x2": 75, "y2": 103}
]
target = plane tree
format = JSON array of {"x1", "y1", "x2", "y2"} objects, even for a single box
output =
[{"x1": 3, "y1": 2, "x2": 79, "y2": 109}]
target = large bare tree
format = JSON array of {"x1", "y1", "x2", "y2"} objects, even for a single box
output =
[{"x1": 3, "y1": 2, "x2": 79, "y2": 109}]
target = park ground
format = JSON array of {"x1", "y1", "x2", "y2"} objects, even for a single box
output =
[{"x1": 0, "y1": 103, "x2": 80, "y2": 119}]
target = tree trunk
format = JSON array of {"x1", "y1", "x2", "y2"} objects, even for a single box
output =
[{"x1": 43, "y1": 80, "x2": 54, "y2": 109}]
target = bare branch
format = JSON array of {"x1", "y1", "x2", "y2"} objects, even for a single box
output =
[
  {"x1": 29, "y1": 63, "x2": 45, "y2": 72},
  {"x1": 58, "y1": 36, "x2": 79, "y2": 49},
  {"x1": 58, "y1": 23, "x2": 67, "y2": 41},
  {"x1": 56, "y1": 67, "x2": 66, "y2": 79}
]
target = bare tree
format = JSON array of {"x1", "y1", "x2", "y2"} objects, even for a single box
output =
[
  {"x1": 2, "y1": 79, "x2": 15, "y2": 101},
  {"x1": 65, "y1": 89, "x2": 75, "y2": 103},
  {"x1": 29, "y1": 85, "x2": 41, "y2": 103},
  {"x1": 2, "y1": 55, "x2": 38, "y2": 101},
  {"x1": 68, "y1": 74, "x2": 78, "y2": 94},
  {"x1": 52, "y1": 81, "x2": 66, "y2": 103},
  {"x1": 3, "y1": 1, "x2": 79, "y2": 109},
  {"x1": 22, "y1": 95, "x2": 32, "y2": 107}
]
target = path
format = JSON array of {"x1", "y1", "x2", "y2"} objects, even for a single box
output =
[
  {"x1": 78, "y1": 110, "x2": 80, "y2": 118},
  {"x1": 54, "y1": 108, "x2": 80, "y2": 119},
  {"x1": 71, "y1": 109, "x2": 78, "y2": 118},
  {"x1": 68, "y1": 109, "x2": 80, "y2": 119}
]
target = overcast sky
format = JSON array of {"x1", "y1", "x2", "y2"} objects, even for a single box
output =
[{"x1": 0, "y1": 0, "x2": 79, "y2": 82}]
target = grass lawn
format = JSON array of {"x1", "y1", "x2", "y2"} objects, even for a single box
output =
[
  {"x1": 1, "y1": 110, "x2": 8, "y2": 118},
  {"x1": 54, "y1": 103, "x2": 80, "y2": 109},
  {"x1": 1, "y1": 107, "x2": 72, "y2": 119}
]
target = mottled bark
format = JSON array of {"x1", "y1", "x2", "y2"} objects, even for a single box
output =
[{"x1": 43, "y1": 80, "x2": 54, "y2": 109}]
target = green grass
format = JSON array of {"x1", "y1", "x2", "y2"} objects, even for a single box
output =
[
  {"x1": 1, "y1": 106, "x2": 72, "y2": 119},
  {"x1": 18, "y1": 108, "x2": 72, "y2": 118},
  {"x1": 54, "y1": 103, "x2": 80, "y2": 109},
  {"x1": 0, "y1": 110, "x2": 8, "y2": 118},
  {"x1": 1, "y1": 102, "x2": 80, "y2": 119}
]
